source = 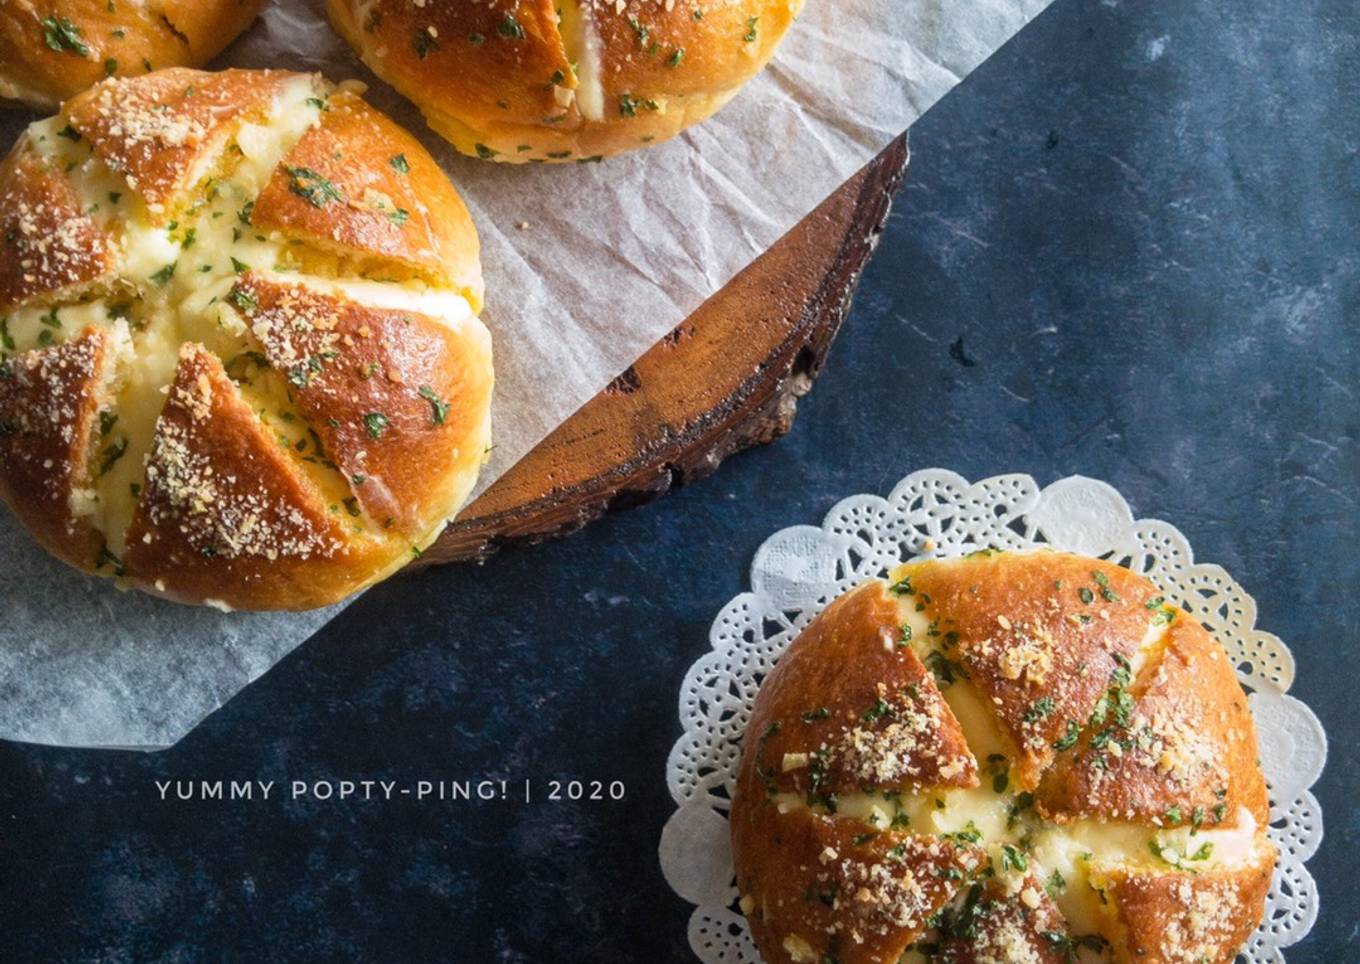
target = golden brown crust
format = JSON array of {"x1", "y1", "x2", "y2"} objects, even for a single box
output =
[
  {"x1": 121, "y1": 344, "x2": 381, "y2": 610},
  {"x1": 738, "y1": 581, "x2": 978, "y2": 803},
  {"x1": 327, "y1": 0, "x2": 805, "y2": 162},
  {"x1": 0, "y1": 145, "x2": 116, "y2": 312},
  {"x1": 0, "y1": 0, "x2": 266, "y2": 110},
  {"x1": 250, "y1": 90, "x2": 482, "y2": 305},
  {"x1": 1037, "y1": 616, "x2": 1269, "y2": 830},
  {"x1": 231, "y1": 273, "x2": 494, "y2": 539},
  {"x1": 732, "y1": 804, "x2": 984, "y2": 964},
  {"x1": 0, "y1": 327, "x2": 107, "y2": 566},
  {"x1": 905, "y1": 552, "x2": 1161, "y2": 789},
  {"x1": 1092, "y1": 843, "x2": 1276, "y2": 964},
  {"x1": 65, "y1": 67, "x2": 297, "y2": 212}
]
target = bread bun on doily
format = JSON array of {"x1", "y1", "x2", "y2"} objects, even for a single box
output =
[
  {"x1": 0, "y1": 67, "x2": 492, "y2": 610},
  {"x1": 732, "y1": 550, "x2": 1275, "y2": 964},
  {"x1": 327, "y1": 0, "x2": 803, "y2": 162},
  {"x1": 0, "y1": 1, "x2": 266, "y2": 109}
]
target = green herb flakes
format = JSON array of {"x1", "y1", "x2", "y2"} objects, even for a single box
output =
[
  {"x1": 285, "y1": 166, "x2": 344, "y2": 208},
  {"x1": 418, "y1": 386, "x2": 450, "y2": 424},
  {"x1": 363, "y1": 412, "x2": 390, "y2": 439},
  {"x1": 42, "y1": 17, "x2": 89, "y2": 56}
]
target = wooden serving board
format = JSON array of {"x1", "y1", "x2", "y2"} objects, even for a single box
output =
[{"x1": 418, "y1": 135, "x2": 910, "y2": 567}]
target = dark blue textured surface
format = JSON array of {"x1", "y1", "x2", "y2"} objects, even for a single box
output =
[{"x1": 2, "y1": 0, "x2": 1357, "y2": 959}]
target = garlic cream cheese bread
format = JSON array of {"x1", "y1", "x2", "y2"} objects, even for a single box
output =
[
  {"x1": 0, "y1": 0, "x2": 266, "y2": 109},
  {"x1": 327, "y1": 0, "x2": 803, "y2": 162},
  {"x1": 732, "y1": 550, "x2": 1275, "y2": 964},
  {"x1": 0, "y1": 67, "x2": 493, "y2": 610}
]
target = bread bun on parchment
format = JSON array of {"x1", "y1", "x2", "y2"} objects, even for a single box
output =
[
  {"x1": 327, "y1": 0, "x2": 803, "y2": 162},
  {"x1": 0, "y1": 67, "x2": 492, "y2": 610},
  {"x1": 0, "y1": 0, "x2": 266, "y2": 109},
  {"x1": 732, "y1": 549, "x2": 1275, "y2": 964}
]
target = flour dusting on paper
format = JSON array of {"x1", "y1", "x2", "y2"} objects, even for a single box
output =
[{"x1": 0, "y1": 0, "x2": 1053, "y2": 748}]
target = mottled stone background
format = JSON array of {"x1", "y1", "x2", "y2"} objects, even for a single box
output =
[{"x1": 1, "y1": 0, "x2": 1355, "y2": 959}]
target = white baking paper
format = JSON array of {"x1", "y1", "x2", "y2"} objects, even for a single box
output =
[{"x1": 0, "y1": 0, "x2": 1053, "y2": 749}]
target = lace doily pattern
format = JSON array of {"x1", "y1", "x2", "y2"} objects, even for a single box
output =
[{"x1": 660, "y1": 471, "x2": 1326, "y2": 962}]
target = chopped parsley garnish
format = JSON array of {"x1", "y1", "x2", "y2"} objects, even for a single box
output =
[
  {"x1": 1024, "y1": 696, "x2": 1055, "y2": 724},
  {"x1": 1000, "y1": 843, "x2": 1028, "y2": 873},
  {"x1": 1006, "y1": 791, "x2": 1035, "y2": 830},
  {"x1": 227, "y1": 286, "x2": 258, "y2": 313},
  {"x1": 801, "y1": 706, "x2": 830, "y2": 723},
  {"x1": 925, "y1": 650, "x2": 967, "y2": 687},
  {"x1": 1190, "y1": 841, "x2": 1214, "y2": 860},
  {"x1": 744, "y1": 16, "x2": 759, "y2": 42},
  {"x1": 1093, "y1": 569, "x2": 1120, "y2": 601},
  {"x1": 413, "y1": 30, "x2": 439, "y2": 58},
  {"x1": 475, "y1": 143, "x2": 498, "y2": 159},
  {"x1": 1046, "y1": 869, "x2": 1066, "y2": 896},
  {"x1": 284, "y1": 166, "x2": 344, "y2": 208},
  {"x1": 231, "y1": 257, "x2": 249, "y2": 275},
  {"x1": 390, "y1": 153, "x2": 410, "y2": 174},
  {"x1": 498, "y1": 13, "x2": 525, "y2": 38},
  {"x1": 288, "y1": 354, "x2": 328, "y2": 389},
  {"x1": 897, "y1": 624, "x2": 912, "y2": 647},
  {"x1": 1149, "y1": 838, "x2": 1214, "y2": 867},
  {"x1": 149, "y1": 262, "x2": 177, "y2": 286},
  {"x1": 851, "y1": 832, "x2": 878, "y2": 846},
  {"x1": 56, "y1": 124, "x2": 82, "y2": 142},
  {"x1": 418, "y1": 385, "x2": 450, "y2": 424},
  {"x1": 362, "y1": 412, "x2": 390, "y2": 439},
  {"x1": 667, "y1": 47, "x2": 685, "y2": 67},
  {"x1": 42, "y1": 17, "x2": 89, "y2": 56},
  {"x1": 105, "y1": 58, "x2": 118, "y2": 76},
  {"x1": 619, "y1": 93, "x2": 659, "y2": 117},
  {"x1": 98, "y1": 437, "x2": 128, "y2": 476},
  {"x1": 388, "y1": 207, "x2": 410, "y2": 226},
  {"x1": 888, "y1": 575, "x2": 914, "y2": 595},
  {"x1": 1052, "y1": 719, "x2": 1080, "y2": 750},
  {"x1": 0, "y1": 318, "x2": 13, "y2": 351},
  {"x1": 941, "y1": 821, "x2": 982, "y2": 844},
  {"x1": 1078, "y1": 586, "x2": 1094, "y2": 604},
  {"x1": 862, "y1": 698, "x2": 892, "y2": 722}
]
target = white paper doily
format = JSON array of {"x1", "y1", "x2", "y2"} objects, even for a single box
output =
[{"x1": 660, "y1": 470, "x2": 1326, "y2": 963}]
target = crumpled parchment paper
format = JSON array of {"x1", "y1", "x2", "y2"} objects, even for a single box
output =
[{"x1": 0, "y1": 0, "x2": 1052, "y2": 749}]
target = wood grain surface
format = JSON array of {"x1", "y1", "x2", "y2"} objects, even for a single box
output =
[{"x1": 419, "y1": 135, "x2": 910, "y2": 566}]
